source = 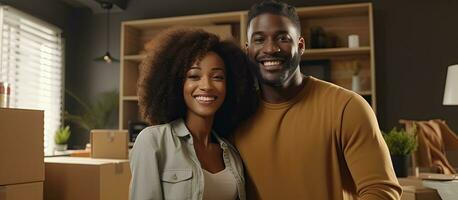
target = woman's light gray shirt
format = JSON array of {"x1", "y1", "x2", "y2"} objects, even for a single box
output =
[{"x1": 129, "y1": 119, "x2": 246, "y2": 200}]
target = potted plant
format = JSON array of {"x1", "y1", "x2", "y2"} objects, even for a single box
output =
[
  {"x1": 64, "y1": 90, "x2": 118, "y2": 132},
  {"x1": 54, "y1": 125, "x2": 71, "y2": 151},
  {"x1": 382, "y1": 127, "x2": 418, "y2": 177}
]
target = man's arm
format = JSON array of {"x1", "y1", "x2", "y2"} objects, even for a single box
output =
[{"x1": 341, "y1": 94, "x2": 402, "y2": 200}]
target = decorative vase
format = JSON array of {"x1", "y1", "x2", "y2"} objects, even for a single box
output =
[
  {"x1": 391, "y1": 155, "x2": 411, "y2": 177},
  {"x1": 352, "y1": 75, "x2": 361, "y2": 92},
  {"x1": 348, "y1": 34, "x2": 360, "y2": 48},
  {"x1": 54, "y1": 144, "x2": 68, "y2": 151}
]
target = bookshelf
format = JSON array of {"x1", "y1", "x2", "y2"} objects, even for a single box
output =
[{"x1": 119, "y1": 3, "x2": 375, "y2": 129}]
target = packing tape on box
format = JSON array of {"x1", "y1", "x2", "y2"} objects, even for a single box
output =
[{"x1": 107, "y1": 131, "x2": 115, "y2": 142}]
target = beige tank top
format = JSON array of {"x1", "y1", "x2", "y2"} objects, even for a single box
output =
[{"x1": 202, "y1": 168, "x2": 237, "y2": 200}]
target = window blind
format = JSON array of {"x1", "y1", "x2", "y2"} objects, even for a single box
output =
[{"x1": 0, "y1": 6, "x2": 64, "y2": 155}]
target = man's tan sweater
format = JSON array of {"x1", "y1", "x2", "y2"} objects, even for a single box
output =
[{"x1": 234, "y1": 77, "x2": 402, "y2": 200}]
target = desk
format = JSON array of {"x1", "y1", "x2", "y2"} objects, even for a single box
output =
[
  {"x1": 401, "y1": 173, "x2": 458, "y2": 200},
  {"x1": 44, "y1": 149, "x2": 91, "y2": 157},
  {"x1": 423, "y1": 180, "x2": 458, "y2": 200},
  {"x1": 399, "y1": 177, "x2": 441, "y2": 200}
]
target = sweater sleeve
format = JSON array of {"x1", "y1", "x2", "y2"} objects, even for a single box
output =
[
  {"x1": 340, "y1": 94, "x2": 402, "y2": 200},
  {"x1": 129, "y1": 129, "x2": 163, "y2": 200}
]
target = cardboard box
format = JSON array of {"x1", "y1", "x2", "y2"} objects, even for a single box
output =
[
  {"x1": 91, "y1": 129, "x2": 129, "y2": 159},
  {"x1": 0, "y1": 108, "x2": 44, "y2": 185},
  {"x1": 141, "y1": 25, "x2": 232, "y2": 49},
  {"x1": 44, "y1": 157, "x2": 130, "y2": 200},
  {"x1": 197, "y1": 25, "x2": 233, "y2": 40},
  {"x1": 0, "y1": 182, "x2": 43, "y2": 200}
]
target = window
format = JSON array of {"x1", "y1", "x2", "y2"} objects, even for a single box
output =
[{"x1": 0, "y1": 6, "x2": 64, "y2": 155}]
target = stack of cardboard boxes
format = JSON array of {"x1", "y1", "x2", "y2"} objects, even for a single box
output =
[
  {"x1": 0, "y1": 108, "x2": 44, "y2": 200},
  {"x1": 1, "y1": 108, "x2": 131, "y2": 199},
  {"x1": 44, "y1": 130, "x2": 131, "y2": 200}
]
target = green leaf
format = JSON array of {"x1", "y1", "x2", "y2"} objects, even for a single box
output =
[{"x1": 54, "y1": 125, "x2": 71, "y2": 144}]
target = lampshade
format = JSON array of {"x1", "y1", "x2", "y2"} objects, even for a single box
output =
[
  {"x1": 94, "y1": 1, "x2": 119, "y2": 63},
  {"x1": 443, "y1": 64, "x2": 458, "y2": 105}
]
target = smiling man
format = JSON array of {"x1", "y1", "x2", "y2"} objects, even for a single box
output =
[{"x1": 234, "y1": 1, "x2": 402, "y2": 199}]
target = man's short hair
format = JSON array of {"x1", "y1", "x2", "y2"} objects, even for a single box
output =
[{"x1": 247, "y1": 0, "x2": 301, "y2": 34}]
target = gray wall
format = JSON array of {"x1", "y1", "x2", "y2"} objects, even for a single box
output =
[
  {"x1": 2, "y1": 0, "x2": 458, "y2": 147},
  {"x1": 374, "y1": 1, "x2": 458, "y2": 132},
  {"x1": 0, "y1": 0, "x2": 71, "y2": 27}
]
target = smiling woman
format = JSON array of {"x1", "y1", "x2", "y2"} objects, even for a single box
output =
[
  {"x1": 137, "y1": 27, "x2": 257, "y2": 136},
  {"x1": 130, "y1": 27, "x2": 258, "y2": 200},
  {"x1": 183, "y1": 51, "x2": 227, "y2": 119}
]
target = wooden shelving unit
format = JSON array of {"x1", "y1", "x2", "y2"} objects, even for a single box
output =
[
  {"x1": 297, "y1": 3, "x2": 376, "y2": 111},
  {"x1": 303, "y1": 46, "x2": 370, "y2": 59},
  {"x1": 124, "y1": 55, "x2": 145, "y2": 62},
  {"x1": 119, "y1": 3, "x2": 376, "y2": 129},
  {"x1": 357, "y1": 90, "x2": 372, "y2": 96},
  {"x1": 122, "y1": 96, "x2": 139, "y2": 101}
]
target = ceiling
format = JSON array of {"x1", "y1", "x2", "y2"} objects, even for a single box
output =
[{"x1": 60, "y1": 0, "x2": 127, "y2": 13}]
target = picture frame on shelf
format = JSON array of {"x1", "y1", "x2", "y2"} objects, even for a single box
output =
[{"x1": 300, "y1": 59, "x2": 331, "y2": 81}]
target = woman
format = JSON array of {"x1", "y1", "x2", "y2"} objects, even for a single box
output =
[{"x1": 129, "y1": 27, "x2": 258, "y2": 200}]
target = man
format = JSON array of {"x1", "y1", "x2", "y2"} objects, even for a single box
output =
[{"x1": 234, "y1": 1, "x2": 402, "y2": 199}]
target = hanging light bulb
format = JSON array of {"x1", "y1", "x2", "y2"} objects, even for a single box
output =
[
  {"x1": 103, "y1": 52, "x2": 113, "y2": 63},
  {"x1": 94, "y1": 1, "x2": 119, "y2": 63}
]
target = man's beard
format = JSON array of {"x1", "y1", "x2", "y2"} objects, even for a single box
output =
[{"x1": 256, "y1": 53, "x2": 302, "y2": 87}]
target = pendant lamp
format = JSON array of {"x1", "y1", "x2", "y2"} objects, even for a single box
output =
[{"x1": 94, "y1": 1, "x2": 119, "y2": 63}]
